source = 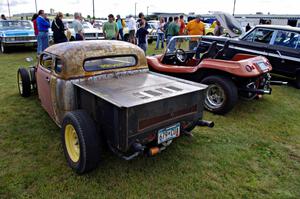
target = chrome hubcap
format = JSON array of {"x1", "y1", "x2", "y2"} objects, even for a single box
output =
[{"x1": 205, "y1": 84, "x2": 225, "y2": 109}]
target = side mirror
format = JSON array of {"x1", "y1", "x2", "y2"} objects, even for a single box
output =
[{"x1": 25, "y1": 57, "x2": 33, "y2": 63}]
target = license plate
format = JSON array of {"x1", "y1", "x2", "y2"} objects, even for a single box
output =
[
  {"x1": 157, "y1": 123, "x2": 180, "y2": 144},
  {"x1": 257, "y1": 62, "x2": 268, "y2": 71}
]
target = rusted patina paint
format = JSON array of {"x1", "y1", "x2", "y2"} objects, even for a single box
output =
[
  {"x1": 45, "y1": 40, "x2": 148, "y2": 80},
  {"x1": 41, "y1": 40, "x2": 149, "y2": 126}
]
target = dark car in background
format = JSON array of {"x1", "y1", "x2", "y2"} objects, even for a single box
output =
[{"x1": 201, "y1": 24, "x2": 300, "y2": 88}]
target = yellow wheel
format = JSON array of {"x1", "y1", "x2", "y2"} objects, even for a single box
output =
[
  {"x1": 17, "y1": 68, "x2": 31, "y2": 97},
  {"x1": 65, "y1": 124, "x2": 80, "y2": 163},
  {"x1": 62, "y1": 110, "x2": 101, "y2": 174}
]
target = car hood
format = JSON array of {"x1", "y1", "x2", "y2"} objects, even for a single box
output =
[
  {"x1": 214, "y1": 12, "x2": 244, "y2": 37},
  {"x1": 0, "y1": 29, "x2": 35, "y2": 37}
]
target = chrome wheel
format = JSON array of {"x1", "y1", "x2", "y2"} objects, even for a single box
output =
[{"x1": 205, "y1": 84, "x2": 226, "y2": 110}]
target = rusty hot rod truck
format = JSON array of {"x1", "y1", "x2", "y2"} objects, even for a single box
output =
[{"x1": 17, "y1": 40, "x2": 211, "y2": 174}]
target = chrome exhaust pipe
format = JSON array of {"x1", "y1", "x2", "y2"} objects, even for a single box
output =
[{"x1": 270, "y1": 81, "x2": 288, "y2": 85}]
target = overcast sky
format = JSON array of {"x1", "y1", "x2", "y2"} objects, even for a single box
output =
[{"x1": 0, "y1": 0, "x2": 299, "y2": 18}]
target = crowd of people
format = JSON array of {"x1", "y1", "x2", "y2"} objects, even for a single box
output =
[{"x1": 1, "y1": 10, "x2": 225, "y2": 55}]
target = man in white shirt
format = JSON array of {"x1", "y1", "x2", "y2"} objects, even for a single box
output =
[
  {"x1": 127, "y1": 15, "x2": 136, "y2": 44},
  {"x1": 72, "y1": 12, "x2": 84, "y2": 40}
]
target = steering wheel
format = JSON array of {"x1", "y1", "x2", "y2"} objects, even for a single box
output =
[{"x1": 175, "y1": 49, "x2": 187, "y2": 63}]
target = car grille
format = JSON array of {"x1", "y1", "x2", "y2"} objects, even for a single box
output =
[
  {"x1": 15, "y1": 36, "x2": 36, "y2": 41},
  {"x1": 4, "y1": 36, "x2": 36, "y2": 41},
  {"x1": 84, "y1": 33, "x2": 96, "y2": 37}
]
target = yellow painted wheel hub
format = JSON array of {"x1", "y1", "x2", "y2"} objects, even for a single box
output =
[
  {"x1": 65, "y1": 124, "x2": 80, "y2": 163},
  {"x1": 18, "y1": 72, "x2": 23, "y2": 94}
]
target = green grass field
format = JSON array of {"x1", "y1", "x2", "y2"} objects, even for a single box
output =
[{"x1": 0, "y1": 44, "x2": 299, "y2": 198}]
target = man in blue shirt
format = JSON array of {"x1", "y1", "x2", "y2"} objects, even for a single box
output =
[{"x1": 36, "y1": 10, "x2": 50, "y2": 54}]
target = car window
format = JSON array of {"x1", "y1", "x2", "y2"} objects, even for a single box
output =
[
  {"x1": 40, "y1": 54, "x2": 53, "y2": 70},
  {"x1": 252, "y1": 28, "x2": 274, "y2": 44},
  {"x1": 243, "y1": 30, "x2": 256, "y2": 42},
  {"x1": 274, "y1": 31, "x2": 300, "y2": 49},
  {"x1": 55, "y1": 58, "x2": 63, "y2": 74},
  {"x1": 84, "y1": 56, "x2": 137, "y2": 72},
  {"x1": 0, "y1": 21, "x2": 33, "y2": 30}
]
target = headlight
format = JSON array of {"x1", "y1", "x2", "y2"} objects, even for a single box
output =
[{"x1": 5, "y1": 37, "x2": 15, "y2": 41}]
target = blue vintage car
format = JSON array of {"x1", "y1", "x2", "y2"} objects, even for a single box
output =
[{"x1": 0, "y1": 20, "x2": 37, "y2": 53}]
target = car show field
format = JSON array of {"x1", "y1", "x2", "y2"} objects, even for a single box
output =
[{"x1": 0, "y1": 43, "x2": 299, "y2": 198}]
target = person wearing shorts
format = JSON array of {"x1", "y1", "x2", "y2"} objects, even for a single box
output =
[{"x1": 127, "y1": 15, "x2": 136, "y2": 44}]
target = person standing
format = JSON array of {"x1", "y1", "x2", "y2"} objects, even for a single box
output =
[
  {"x1": 103, "y1": 14, "x2": 118, "y2": 40},
  {"x1": 177, "y1": 15, "x2": 186, "y2": 48},
  {"x1": 127, "y1": 14, "x2": 136, "y2": 44},
  {"x1": 36, "y1": 10, "x2": 50, "y2": 54},
  {"x1": 164, "y1": 17, "x2": 172, "y2": 44},
  {"x1": 51, "y1": 12, "x2": 68, "y2": 44},
  {"x1": 116, "y1": 15, "x2": 125, "y2": 40},
  {"x1": 73, "y1": 12, "x2": 84, "y2": 40},
  {"x1": 185, "y1": 15, "x2": 205, "y2": 51},
  {"x1": 179, "y1": 15, "x2": 185, "y2": 36},
  {"x1": 155, "y1": 17, "x2": 165, "y2": 50},
  {"x1": 213, "y1": 20, "x2": 224, "y2": 36},
  {"x1": 246, "y1": 23, "x2": 251, "y2": 32},
  {"x1": 31, "y1": 14, "x2": 39, "y2": 37},
  {"x1": 1, "y1": 14, "x2": 7, "y2": 20},
  {"x1": 166, "y1": 16, "x2": 179, "y2": 52},
  {"x1": 136, "y1": 20, "x2": 149, "y2": 54},
  {"x1": 137, "y1": 12, "x2": 149, "y2": 29}
]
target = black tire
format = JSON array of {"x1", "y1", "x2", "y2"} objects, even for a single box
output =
[
  {"x1": 295, "y1": 73, "x2": 300, "y2": 89},
  {"x1": 201, "y1": 75, "x2": 238, "y2": 114},
  {"x1": 61, "y1": 110, "x2": 101, "y2": 174},
  {"x1": 17, "y1": 68, "x2": 31, "y2": 97}
]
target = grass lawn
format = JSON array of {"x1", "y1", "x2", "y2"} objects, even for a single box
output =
[{"x1": 0, "y1": 43, "x2": 300, "y2": 199}]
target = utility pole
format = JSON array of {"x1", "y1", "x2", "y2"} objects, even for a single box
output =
[
  {"x1": 7, "y1": 0, "x2": 11, "y2": 18},
  {"x1": 92, "y1": 0, "x2": 95, "y2": 19},
  {"x1": 135, "y1": 2, "x2": 137, "y2": 19},
  {"x1": 233, "y1": 0, "x2": 236, "y2": 16},
  {"x1": 35, "y1": 0, "x2": 38, "y2": 13},
  {"x1": 147, "y1": 6, "x2": 149, "y2": 17}
]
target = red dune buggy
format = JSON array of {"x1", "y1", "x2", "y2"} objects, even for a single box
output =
[{"x1": 147, "y1": 35, "x2": 280, "y2": 114}]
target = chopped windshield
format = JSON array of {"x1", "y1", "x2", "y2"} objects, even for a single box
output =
[
  {"x1": 0, "y1": 21, "x2": 33, "y2": 30},
  {"x1": 84, "y1": 56, "x2": 137, "y2": 72}
]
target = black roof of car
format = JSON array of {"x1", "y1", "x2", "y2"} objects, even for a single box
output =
[{"x1": 254, "y1": 25, "x2": 300, "y2": 33}]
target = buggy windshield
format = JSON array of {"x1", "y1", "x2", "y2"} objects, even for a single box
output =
[{"x1": 166, "y1": 35, "x2": 204, "y2": 54}]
